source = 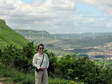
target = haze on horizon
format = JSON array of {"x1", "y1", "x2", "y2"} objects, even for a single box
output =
[{"x1": 0, "y1": 0, "x2": 112, "y2": 33}]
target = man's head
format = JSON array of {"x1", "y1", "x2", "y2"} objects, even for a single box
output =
[{"x1": 36, "y1": 44, "x2": 44, "y2": 53}]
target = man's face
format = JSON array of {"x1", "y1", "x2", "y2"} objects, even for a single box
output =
[{"x1": 38, "y1": 46, "x2": 44, "y2": 53}]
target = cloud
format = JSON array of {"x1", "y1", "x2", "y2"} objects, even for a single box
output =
[
  {"x1": 82, "y1": 0, "x2": 96, "y2": 4},
  {"x1": 77, "y1": 0, "x2": 112, "y2": 15},
  {"x1": 0, "y1": 0, "x2": 112, "y2": 33},
  {"x1": 45, "y1": 0, "x2": 76, "y2": 9},
  {"x1": 82, "y1": 0, "x2": 112, "y2": 5}
]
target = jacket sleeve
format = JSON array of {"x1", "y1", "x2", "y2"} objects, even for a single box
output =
[{"x1": 32, "y1": 54, "x2": 41, "y2": 69}]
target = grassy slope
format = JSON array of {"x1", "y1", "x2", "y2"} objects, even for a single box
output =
[{"x1": 0, "y1": 19, "x2": 28, "y2": 48}]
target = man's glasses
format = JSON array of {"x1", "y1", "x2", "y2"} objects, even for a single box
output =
[{"x1": 39, "y1": 47, "x2": 44, "y2": 50}]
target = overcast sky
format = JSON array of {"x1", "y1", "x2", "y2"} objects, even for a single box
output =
[{"x1": 0, "y1": 0, "x2": 112, "y2": 33}]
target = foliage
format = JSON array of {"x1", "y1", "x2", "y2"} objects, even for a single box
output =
[
  {"x1": 0, "y1": 42, "x2": 112, "y2": 84},
  {"x1": 46, "y1": 51, "x2": 58, "y2": 77},
  {"x1": 54, "y1": 56, "x2": 112, "y2": 84},
  {"x1": 0, "y1": 42, "x2": 35, "y2": 73},
  {"x1": 0, "y1": 64, "x2": 81, "y2": 84}
]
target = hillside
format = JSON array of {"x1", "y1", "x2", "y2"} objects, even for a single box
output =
[{"x1": 0, "y1": 19, "x2": 28, "y2": 48}]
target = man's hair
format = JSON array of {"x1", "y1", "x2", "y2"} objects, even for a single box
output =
[{"x1": 36, "y1": 44, "x2": 44, "y2": 51}]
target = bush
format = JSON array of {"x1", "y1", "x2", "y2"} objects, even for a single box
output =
[
  {"x1": 0, "y1": 42, "x2": 112, "y2": 84},
  {"x1": 0, "y1": 42, "x2": 35, "y2": 73},
  {"x1": 55, "y1": 56, "x2": 112, "y2": 84}
]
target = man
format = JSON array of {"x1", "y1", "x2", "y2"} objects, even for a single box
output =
[{"x1": 32, "y1": 44, "x2": 49, "y2": 84}]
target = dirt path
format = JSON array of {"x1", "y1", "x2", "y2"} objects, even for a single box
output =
[
  {"x1": 0, "y1": 77, "x2": 15, "y2": 84},
  {"x1": 0, "y1": 77, "x2": 7, "y2": 84},
  {"x1": 0, "y1": 82, "x2": 4, "y2": 84}
]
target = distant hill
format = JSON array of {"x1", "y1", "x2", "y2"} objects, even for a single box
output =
[
  {"x1": 15, "y1": 29, "x2": 112, "y2": 49},
  {"x1": 52, "y1": 32, "x2": 112, "y2": 49},
  {"x1": 14, "y1": 29, "x2": 112, "y2": 59},
  {"x1": 93, "y1": 42, "x2": 112, "y2": 50},
  {"x1": 86, "y1": 42, "x2": 112, "y2": 56},
  {"x1": 15, "y1": 29, "x2": 50, "y2": 36},
  {"x1": 0, "y1": 19, "x2": 28, "y2": 48},
  {"x1": 15, "y1": 29, "x2": 64, "y2": 49}
]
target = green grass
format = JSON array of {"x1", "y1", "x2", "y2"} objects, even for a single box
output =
[
  {"x1": 0, "y1": 19, "x2": 28, "y2": 48},
  {"x1": 0, "y1": 64, "x2": 34, "y2": 84},
  {"x1": 0, "y1": 64, "x2": 83, "y2": 84}
]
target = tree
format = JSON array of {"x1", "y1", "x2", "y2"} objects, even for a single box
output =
[{"x1": 46, "y1": 51, "x2": 58, "y2": 77}]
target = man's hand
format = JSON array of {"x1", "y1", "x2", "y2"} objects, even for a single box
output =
[{"x1": 39, "y1": 67, "x2": 47, "y2": 70}]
